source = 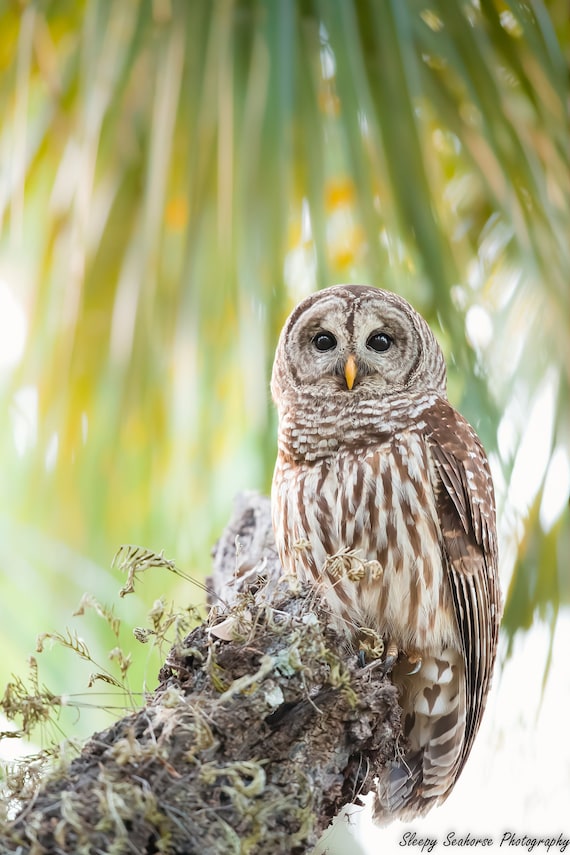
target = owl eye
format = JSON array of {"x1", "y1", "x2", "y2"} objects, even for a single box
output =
[
  {"x1": 313, "y1": 331, "x2": 337, "y2": 352},
  {"x1": 367, "y1": 332, "x2": 393, "y2": 353}
]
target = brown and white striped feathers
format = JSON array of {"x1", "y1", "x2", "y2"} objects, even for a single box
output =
[{"x1": 271, "y1": 284, "x2": 501, "y2": 822}]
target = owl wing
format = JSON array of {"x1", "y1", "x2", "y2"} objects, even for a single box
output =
[{"x1": 423, "y1": 398, "x2": 502, "y2": 774}]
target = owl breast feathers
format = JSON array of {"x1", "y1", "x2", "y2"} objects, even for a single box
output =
[{"x1": 270, "y1": 284, "x2": 502, "y2": 822}]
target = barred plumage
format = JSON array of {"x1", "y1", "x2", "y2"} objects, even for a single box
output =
[{"x1": 271, "y1": 285, "x2": 501, "y2": 821}]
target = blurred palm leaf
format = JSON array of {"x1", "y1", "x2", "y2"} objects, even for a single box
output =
[{"x1": 0, "y1": 0, "x2": 568, "y2": 721}]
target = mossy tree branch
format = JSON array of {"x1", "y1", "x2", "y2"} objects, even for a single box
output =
[{"x1": 1, "y1": 494, "x2": 400, "y2": 855}]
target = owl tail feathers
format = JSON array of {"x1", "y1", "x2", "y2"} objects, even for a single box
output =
[{"x1": 372, "y1": 752, "x2": 435, "y2": 825}]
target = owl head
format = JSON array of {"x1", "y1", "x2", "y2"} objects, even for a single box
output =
[{"x1": 271, "y1": 285, "x2": 447, "y2": 407}]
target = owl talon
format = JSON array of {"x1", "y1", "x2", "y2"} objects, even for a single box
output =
[
  {"x1": 379, "y1": 653, "x2": 398, "y2": 675},
  {"x1": 379, "y1": 640, "x2": 399, "y2": 675},
  {"x1": 406, "y1": 657, "x2": 422, "y2": 675},
  {"x1": 403, "y1": 651, "x2": 422, "y2": 675}
]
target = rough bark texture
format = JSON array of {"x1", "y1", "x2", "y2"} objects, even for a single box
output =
[{"x1": 0, "y1": 493, "x2": 400, "y2": 855}]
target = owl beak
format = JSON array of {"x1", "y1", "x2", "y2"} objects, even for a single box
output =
[{"x1": 344, "y1": 354, "x2": 358, "y2": 390}]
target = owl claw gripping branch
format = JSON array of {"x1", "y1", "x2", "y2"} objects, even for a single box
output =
[{"x1": 271, "y1": 284, "x2": 502, "y2": 822}]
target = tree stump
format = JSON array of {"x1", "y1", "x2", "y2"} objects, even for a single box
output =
[{"x1": 1, "y1": 493, "x2": 400, "y2": 854}]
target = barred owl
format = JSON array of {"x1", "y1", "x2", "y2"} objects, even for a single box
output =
[{"x1": 271, "y1": 284, "x2": 501, "y2": 821}]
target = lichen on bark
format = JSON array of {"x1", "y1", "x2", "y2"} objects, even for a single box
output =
[{"x1": 0, "y1": 493, "x2": 401, "y2": 855}]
